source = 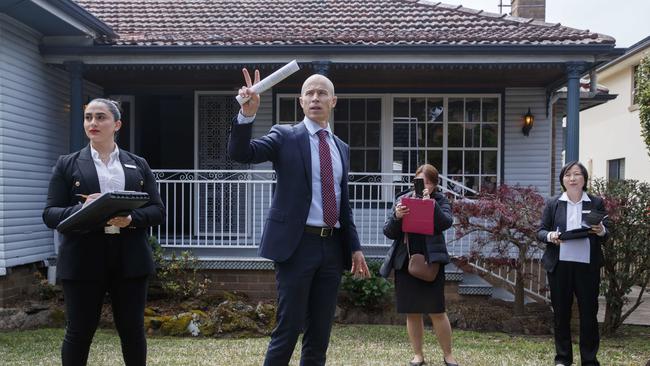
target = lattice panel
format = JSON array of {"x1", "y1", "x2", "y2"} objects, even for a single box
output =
[{"x1": 198, "y1": 95, "x2": 247, "y2": 235}]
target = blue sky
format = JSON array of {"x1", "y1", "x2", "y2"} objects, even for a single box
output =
[{"x1": 453, "y1": 0, "x2": 650, "y2": 47}]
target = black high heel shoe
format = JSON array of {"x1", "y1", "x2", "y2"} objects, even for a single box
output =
[
  {"x1": 443, "y1": 358, "x2": 459, "y2": 366},
  {"x1": 408, "y1": 361, "x2": 426, "y2": 366}
]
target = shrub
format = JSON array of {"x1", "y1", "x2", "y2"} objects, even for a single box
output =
[
  {"x1": 149, "y1": 236, "x2": 212, "y2": 301},
  {"x1": 339, "y1": 261, "x2": 393, "y2": 312},
  {"x1": 591, "y1": 178, "x2": 650, "y2": 335}
]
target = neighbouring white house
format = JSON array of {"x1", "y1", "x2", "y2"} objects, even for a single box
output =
[{"x1": 580, "y1": 36, "x2": 650, "y2": 182}]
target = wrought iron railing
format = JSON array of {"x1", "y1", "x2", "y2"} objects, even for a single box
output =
[{"x1": 151, "y1": 170, "x2": 549, "y2": 301}]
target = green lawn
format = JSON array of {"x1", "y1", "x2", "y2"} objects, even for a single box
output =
[{"x1": 1, "y1": 325, "x2": 648, "y2": 365}]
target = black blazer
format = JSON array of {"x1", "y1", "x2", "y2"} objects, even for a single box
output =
[
  {"x1": 537, "y1": 193, "x2": 609, "y2": 274},
  {"x1": 380, "y1": 191, "x2": 453, "y2": 278},
  {"x1": 42, "y1": 146, "x2": 165, "y2": 280}
]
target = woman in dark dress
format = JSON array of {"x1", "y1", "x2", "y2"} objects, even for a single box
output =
[
  {"x1": 42, "y1": 98, "x2": 165, "y2": 365},
  {"x1": 380, "y1": 164, "x2": 458, "y2": 366}
]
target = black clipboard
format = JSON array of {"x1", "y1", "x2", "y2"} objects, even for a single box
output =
[
  {"x1": 56, "y1": 191, "x2": 150, "y2": 233},
  {"x1": 582, "y1": 209, "x2": 608, "y2": 226},
  {"x1": 558, "y1": 227, "x2": 591, "y2": 240}
]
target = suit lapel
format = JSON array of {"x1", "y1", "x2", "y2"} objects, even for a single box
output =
[
  {"x1": 77, "y1": 145, "x2": 101, "y2": 194},
  {"x1": 119, "y1": 150, "x2": 140, "y2": 191},
  {"x1": 295, "y1": 122, "x2": 312, "y2": 187},
  {"x1": 557, "y1": 200, "x2": 568, "y2": 232},
  {"x1": 333, "y1": 135, "x2": 348, "y2": 178}
]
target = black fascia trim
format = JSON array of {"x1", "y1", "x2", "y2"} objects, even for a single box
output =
[
  {"x1": 41, "y1": 43, "x2": 616, "y2": 56},
  {"x1": 50, "y1": 0, "x2": 118, "y2": 39}
]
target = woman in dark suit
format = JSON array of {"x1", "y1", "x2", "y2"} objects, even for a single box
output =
[
  {"x1": 380, "y1": 164, "x2": 459, "y2": 366},
  {"x1": 42, "y1": 98, "x2": 164, "y2": 366},
  {"x1": 537, "y1": 161, "x2": 608, "y2": 366}
]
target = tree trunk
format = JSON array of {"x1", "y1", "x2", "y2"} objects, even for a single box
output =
[
  {"x1": 513, "y1": 247, "x2": 527, "y2": 315},
  {"x1": 601, "y1": 276, "x2": 625, "y2": 336}
]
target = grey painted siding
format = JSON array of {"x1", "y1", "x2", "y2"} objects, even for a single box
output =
[
  {"x1": 0, "y1": 14, "x2": 102, "y2": 273},
  {"x1": 503, "y1": 88, "x2": 552, "y2": 196}
]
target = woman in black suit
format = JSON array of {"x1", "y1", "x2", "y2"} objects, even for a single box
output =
[
  {"x1": 380, "y1": 164, "x2": 459, "y2": 366},
  {"x1": 43, "y1": 98, "x2": 164, "y2": 366},
  {"x1": 537, "y1": 161, "x2": 608, "y2": 366}
]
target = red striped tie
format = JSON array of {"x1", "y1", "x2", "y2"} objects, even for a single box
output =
[{"x1": 317, "y1": 130, "x2": 338, "y2": 227}]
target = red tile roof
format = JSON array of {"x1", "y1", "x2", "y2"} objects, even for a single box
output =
[{"x1": 73, "y1": 0, "x2": 615, "y2": 47}]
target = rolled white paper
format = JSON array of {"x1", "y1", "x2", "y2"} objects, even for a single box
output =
[{"x1": 236, "y1": 60, "x2": 301, "y2": 105}]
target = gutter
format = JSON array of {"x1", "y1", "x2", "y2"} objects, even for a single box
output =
[
  {"x1": 32, "y1": 0, "x2": 117, "y2": 41},
  {"x1": 41, "y1": 43, "x2": 617, "y2": 56}
]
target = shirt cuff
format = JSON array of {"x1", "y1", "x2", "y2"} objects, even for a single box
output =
[
  {"x1": 546, "y1": 232, "x2": 553, "y2": 242},
  {"x1": 237, "y1": 111, "x2": 255, "y2": 124},
  {"x1": 597, "y1": 224, "x2": 607, "y2": 237}
]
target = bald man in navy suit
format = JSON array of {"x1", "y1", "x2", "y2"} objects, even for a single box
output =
[{"x1": 228, "y1": 69, "x2": 370, "y2": 366}]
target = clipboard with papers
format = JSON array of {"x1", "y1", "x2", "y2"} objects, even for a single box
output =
[
  {"x1": 401, "y1": 197, "x2": 435, "y2": 236},
  {"x1": 56, "y1": 191, "x2": 150, "y2": 234}
]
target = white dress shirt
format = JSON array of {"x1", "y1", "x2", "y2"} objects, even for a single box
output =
[
  {"x1": 90, "y1": 144, "x2": 125, "y2": 193},
  {"x1": 558, "y1": 192, "x2": 591, "y2": 264}
]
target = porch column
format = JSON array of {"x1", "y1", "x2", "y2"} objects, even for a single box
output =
[
  {"x1": 565, "y1": 62, "x2": 586, "y2": 163},
  {"x1": 312, "y1": 61, "x2": 330, "y2": 76},
  {"x1": 65, "y1": 61, "x2": 85, "y2": 152}
]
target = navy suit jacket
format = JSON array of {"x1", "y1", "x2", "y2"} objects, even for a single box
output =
[
  {"x1": 227, "y1": 118, "x2": 360, "y2": 270},
  {"x1": 42, "y1": 146, "x2": 165, "y2": 280},
  {"x1": 537, "y1": 193, "x2": 609, "y2": 274}
]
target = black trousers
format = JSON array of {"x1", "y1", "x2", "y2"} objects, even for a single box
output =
[
  {"x1": 264, "y1": 231, "x2": 343, "y2": 366},
  {"x1": 548, "y1": 261, "x2": 601, "y2": 366},
  {"x1": 61, "y1": 276, "x2": 148, "y2": 366}
]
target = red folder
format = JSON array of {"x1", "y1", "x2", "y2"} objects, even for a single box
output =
[{"x1": 401, "y1": 197, "x2": 435, "y2": 235}]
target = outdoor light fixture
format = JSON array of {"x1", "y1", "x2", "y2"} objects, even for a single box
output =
[{"x1": 522, "y1": 107, "x2": 534, "y2": 136}]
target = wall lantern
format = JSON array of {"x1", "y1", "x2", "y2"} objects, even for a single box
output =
[{"x1": 522, "y1": 107, "x2": 534, "y2": 136}]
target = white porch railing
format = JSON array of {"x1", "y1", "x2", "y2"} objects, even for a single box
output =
[{"x1": 151, "y1": 170, "x2": 549, "y2": 301}]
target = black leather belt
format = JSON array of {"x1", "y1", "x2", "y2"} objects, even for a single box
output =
[{"x1": 304, "y1": 225, "x2": 338, "y2": 237}]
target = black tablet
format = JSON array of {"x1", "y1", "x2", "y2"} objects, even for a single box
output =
[{"x1": 558, "y1": 227, "x2": 591, "y2": 241}]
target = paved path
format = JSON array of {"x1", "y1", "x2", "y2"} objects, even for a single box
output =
[{"x1": 597, "y1": 286, "x2": 650, "y2": 326}]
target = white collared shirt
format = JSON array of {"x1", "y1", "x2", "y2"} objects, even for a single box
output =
[
  {"x1": 90, "y1": 144, "x2": 125, "y2": 193},
  {"x1": 303, "y1": 117, "x2": 343, "y2": 228},
  {"x1": 558, "y1": 191, "x2": 591, "y2": 263}
]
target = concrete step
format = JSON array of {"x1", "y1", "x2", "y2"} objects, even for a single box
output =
[
  {"x1": 458, "y1": 272, "x2": 493, "y2": 297},
  {"x1": 444, "y1": 263, "x2": 463, "y2": 282}
]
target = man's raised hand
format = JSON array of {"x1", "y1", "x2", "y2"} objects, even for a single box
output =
[{"x1": 239, "y1": 68, "x2": 261, "y2": 117}]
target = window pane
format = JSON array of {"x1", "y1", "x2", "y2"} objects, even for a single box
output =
[
  {"x1": 366, "y1": 150, "x2": 380, "y2": 172},
  {"x1": 334, "y1": 98, "x2": 349, "y2": 121},
  {"x1": 411, "y1": 98, "x2": 426, "y2": 123},
  {"x1": 350, "y1": 150, "x2": 364, "y2": 172},
  {"x1": 464, "y1": 151, "x2": 479, "y2": 174},
  {"x1": 448, "y1": 124, "x2": 463, "y2": 147},
  {"x1": 297, "y1": 98, "x2": 305, "y2": 121},
  {"x1": 427, "y1": 150, "x2": 442, "y2": 171},
  {"x1": 416, "y1": 123, "x2": 425, "y2": 147},
  {"x1": 426, "y1": 124, "x2": 443, "y2": 147},
  {"x1": 394, "y1": 98, "x2": 410, "y2": 118},
  {"x1": 465, "y1": 98, "x2": 481, "y2": 122},
  {"x1": 448, "y1": 151, "x2": 462, "y2": 175},
  {"x1": 366, "y1": 123, "x2": 380, "y2": 147},
  {"x1": 393, "y1": 151, "x2": 407, "y2": 173},
  {"x1": 464, "y1": 123, "x2": 480, "y2": 148},
  {"x1": 427, "y1": 98, "x2": 444, "y2": 122},
  {"x1": 350, "y1": 99, "x2": 365, "y2": 121},
  {"x1": 464, "y1": 176, "x2": 478, "y2": 193},
  {"x1": 482, "y1": 98, "x2": 498, "y2": 122},
  {"x1": 394, "y1": 124, "x2": 409, "y2": 147},
  {"x1": 279, "y1": 98, "x2": 295, "y2": 122},
  {"x1": 334, "y1": 122, "x2": 348, "y2": 144},
  {"x1": 367, "y1": 98, "x2": 381, "y2": 122},
  {"x1": 481, "y1": 176, "x2": 497, "y2": 193},
  {"x1": 482, "y1": 124, "x2": 498, "y2": 147},
  {"x1": 482, "y1": 151, "x2": 497, "y2": 174},
  {"x1": 448, "y1": 98, "x2": 463, "y2": 122},
  {"x1": 350, "y1": 124, "x2": 365, "y2": 147}
]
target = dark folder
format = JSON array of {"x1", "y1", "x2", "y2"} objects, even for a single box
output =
[
  {"x1": 582, "y1": 209, "x2": 608, "y2": 226},
  {"x1": 56, "y1": 191, "x2": 150, "y2": 234},
  {"x1": 558, "y1": 227, "x2": 591, "y2": 240},
  {"x1": 401, "y1": 197, "x2": 435, "y2": 236}
]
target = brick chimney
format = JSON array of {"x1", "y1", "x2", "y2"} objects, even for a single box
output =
[{"x1": 510, "y1": 0, "x2": 545, "y2": 21}]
